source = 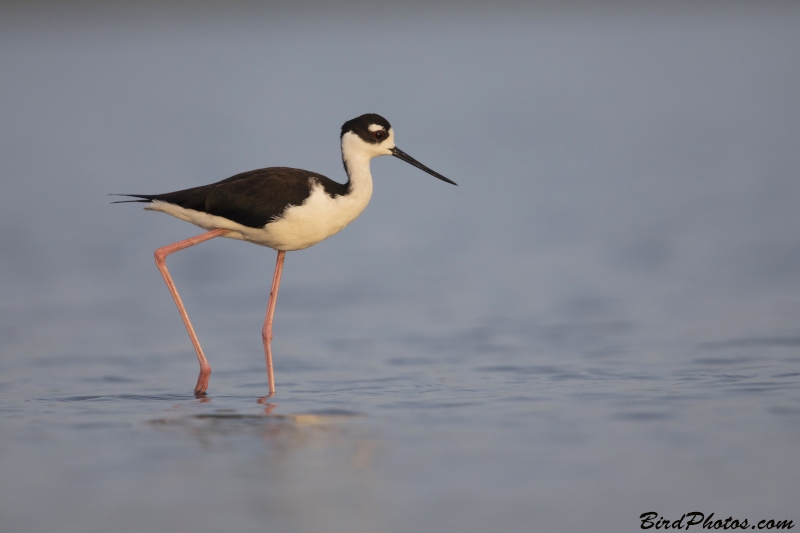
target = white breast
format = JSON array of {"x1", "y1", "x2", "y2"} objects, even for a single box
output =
[{"x1": 253, "y1": 178, "x2": 373, "y2": 250}]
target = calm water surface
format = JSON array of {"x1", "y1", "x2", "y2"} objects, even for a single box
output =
[{"x1": 1, "y1": 2, "x2": 799, "y2": 532}]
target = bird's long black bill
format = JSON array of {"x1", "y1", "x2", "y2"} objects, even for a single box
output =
[{"x1": 391, "y1": 147, "x2": 458, "y2": 186}]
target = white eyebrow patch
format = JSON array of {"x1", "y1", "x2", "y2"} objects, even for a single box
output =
[{"x1": 368, "y1": 124, "x2": 385, "y2": 132}]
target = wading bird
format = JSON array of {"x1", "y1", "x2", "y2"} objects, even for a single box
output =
[{"x1": 115, "y1": 114, "x2": 456, "y2": 397}]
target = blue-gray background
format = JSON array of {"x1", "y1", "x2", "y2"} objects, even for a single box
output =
[{"x1": 1, "y1": 2, "x2": 798, "y2": 532}]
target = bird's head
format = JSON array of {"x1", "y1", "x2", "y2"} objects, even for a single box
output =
[{"x1": 340, "y1": 113, "x2": 457, "y2": 185}]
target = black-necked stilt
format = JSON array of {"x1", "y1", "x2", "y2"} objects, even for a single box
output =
[{"x1": 115, "y1": 113, "x2": 456, "y2": 397}]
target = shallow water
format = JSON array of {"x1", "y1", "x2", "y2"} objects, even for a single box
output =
[{"x1": 1, "y1": 2, "x2": 799, "y2": 532}]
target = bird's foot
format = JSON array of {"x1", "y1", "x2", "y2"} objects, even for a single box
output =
[
  {"x1": 194, "y1": 367, "x2": 211, "y2": 397},
  {"x1": 257, "y1": 392, "x2": 276, "y2": 404}
]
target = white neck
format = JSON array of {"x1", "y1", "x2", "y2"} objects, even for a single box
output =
[{"x1": 341, "y1": 131, "x2": 383, "y2": 195}]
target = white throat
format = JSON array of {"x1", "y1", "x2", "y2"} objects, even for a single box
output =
[{"x1": 340, "y1": 129, "x2": 394, "y2": 192}]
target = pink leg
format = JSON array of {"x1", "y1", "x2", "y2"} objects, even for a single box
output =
[
  {"x1": 262, "y1": 250, "x2": 286, "y2": 397},
  {"x1": 154, "y1": 228, "x2": 229, "y2": 396}
]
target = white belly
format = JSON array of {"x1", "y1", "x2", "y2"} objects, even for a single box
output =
[{"x1": 146, "y1": 181, "x2": 372, "y2": 251}]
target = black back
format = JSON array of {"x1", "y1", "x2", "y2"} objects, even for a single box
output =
[{"x1": 118, "y1": 167, "x2": 350, "y2": 228}]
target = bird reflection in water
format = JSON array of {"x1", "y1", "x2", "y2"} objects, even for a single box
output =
[{"x1": 148, "y1": 405, "x2": 378, "y2": 472}]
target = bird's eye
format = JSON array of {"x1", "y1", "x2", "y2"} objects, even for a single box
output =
[{"x1": 372, "y1": 130, "x2": 387, "y2": 141}]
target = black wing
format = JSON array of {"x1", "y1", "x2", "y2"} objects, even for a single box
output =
[{"x1": 115, "y1": 167, "x2": 349, "y2": 228}]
